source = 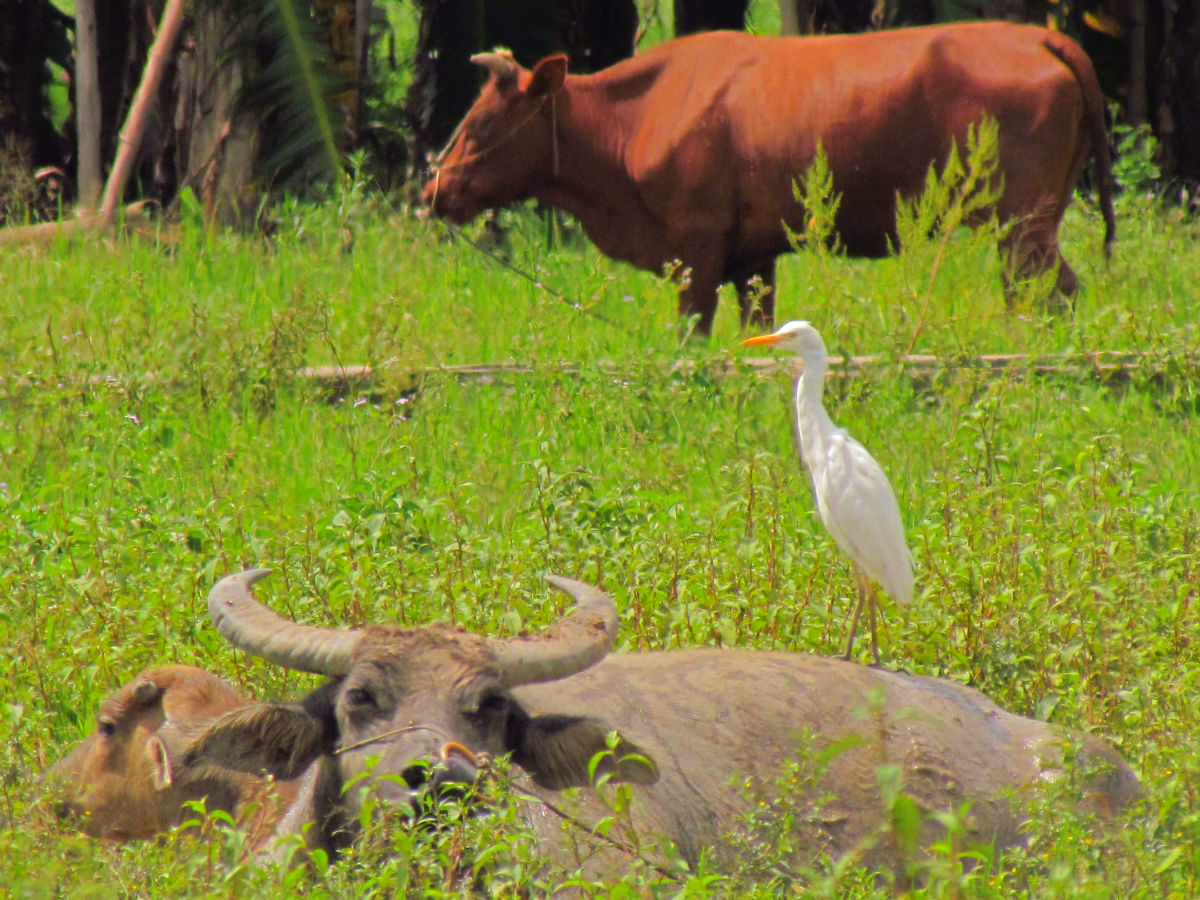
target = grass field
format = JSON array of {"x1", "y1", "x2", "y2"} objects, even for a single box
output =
[{"x1": 1, "y1": 171, "x2": 1198, "y2": 898}]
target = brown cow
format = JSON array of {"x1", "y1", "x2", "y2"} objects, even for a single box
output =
[
  {"x1": 423, "y1": 24, "x2": 1115, "y2": 334},
  {"x1": 45, "y1": 665, "x2": 298, "y2": 847}
]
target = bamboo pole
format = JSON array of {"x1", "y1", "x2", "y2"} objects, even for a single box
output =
[
  {"x1": 2, "y1": 351, "x2": 1179, "y2": 405},
  {"x1": 0, "y1": 202, "x2": 154, "y2": 247},
  {"x1": 98, "y1": 0, "x2": 188, "y2": 220}
]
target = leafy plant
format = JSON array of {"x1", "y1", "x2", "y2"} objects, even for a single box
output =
[{"x1": 1111, "y1": 116, "x2": 1162, "y2": 198}]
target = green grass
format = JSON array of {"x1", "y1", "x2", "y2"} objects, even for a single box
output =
[{"x1": 2, "y1": 178, "x2": 1198, "y2": 897}]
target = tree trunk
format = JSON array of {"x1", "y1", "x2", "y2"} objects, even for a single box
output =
[
  {"x1": 780, "y1": 0, "x2": 803, "y2": 34},
  {"x1": 1155, "y1": 0, "x2": 1200, "y2": 185},
  {"x1": 673, "y1": 0, "x2": 748, "y2": 35},
  {"x1": 1126, "y1": 0, "x2": 1148, "y2": 123},
  {"x1": 170, "y1": 3, "x2": 260, "y2": 223},
  {"x1": 356, "y1": 0, "x2": 372, "y2": 122},
  {"x1": 75, "y1": 0, "x2": 103, "y2": 209}
]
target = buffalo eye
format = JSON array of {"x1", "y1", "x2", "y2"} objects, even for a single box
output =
[
  {"x1": 345, "y1": 686, "x2": 376, "y2": 709},
  {"x1": 97, "y1": 717, "x2": 117, "y2": 739},
  {"x1": 469, "y1": 690, "x2": 510, "y2": 720}
]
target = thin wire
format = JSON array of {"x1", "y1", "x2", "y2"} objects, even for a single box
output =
[{"x1": 437, "y1": 220, "x2": 634, "y2": 334}]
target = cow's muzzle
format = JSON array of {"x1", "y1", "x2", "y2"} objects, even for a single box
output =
[{"x1": 420, "y1": 173, "x2": 475, "y2": 226}]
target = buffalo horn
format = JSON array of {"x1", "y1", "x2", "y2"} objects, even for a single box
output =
[
  {"x1": 207, "y1": 569, "x2": 361, "y2": 675},
  {"x1": 492, "y1": 576, "x2": 618, "y2": 688},
  {"x1": 470, "y1": 51, "x2": 519, "y2": 85}
]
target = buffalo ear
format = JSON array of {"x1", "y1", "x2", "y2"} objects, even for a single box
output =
[
  {"x1": 146, "y1": 735, "x2": 174, "y2": 790},
  {"x1": 527, "y1": 55, "x2": 567, "y2": 98},
  {"x1": 184, "y1": 704, "x2": 328, "y2": 781},
  {"x1": 517, "y1": 714, "x2": 658, "y2": 790}
]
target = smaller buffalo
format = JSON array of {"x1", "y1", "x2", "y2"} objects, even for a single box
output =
[
  {"x1": 46, "y1": 665, "x2": 298, "y2": 846},
  {"x1": 185, "y1": 570, "x2": 1140, "y2": 879},
  {"x1": 424, "y1": 24, "x2": 1115, "y2": 334}
]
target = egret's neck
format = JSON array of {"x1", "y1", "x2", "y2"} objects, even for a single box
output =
[{"x1": 792, "y1": 351, "x2": 832, "y2": 449}]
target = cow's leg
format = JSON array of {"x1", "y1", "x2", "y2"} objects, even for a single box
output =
[
  {"x1": 997, "y1": 115, "x2": 1082, "y2": 311},
  {"x1": 1000, "y1": 220, "x2": 1077, "y2": 312},
  {"x1": 677, "y1": 258, "x2": 724, "y2": 336},
  {"x1": 732, "y1": 260, "x2": 777, "y2": 330}
]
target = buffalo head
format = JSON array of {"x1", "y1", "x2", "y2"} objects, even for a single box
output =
[
  {"x1": 185, "y1": 570, "x2": 655, "y2": 835},
  {"x1": 422, "y1": 52, "x2": 568, "y2": 225},
  {"x1": 45, "y1": 665, "x2": 282, "y2": 841}
]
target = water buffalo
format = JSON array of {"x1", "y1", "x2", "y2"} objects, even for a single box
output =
[
  {"x1": 46, "y1": 665, "x2": 298, "y2": 846},
  {"x1": 423, "y1": 24, "x2": 1115, "y2": 334},
  {"x1": 185, "y1": 569, "x2": 1139, "y2": 879}
]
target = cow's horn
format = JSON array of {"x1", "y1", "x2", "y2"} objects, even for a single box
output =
[
  {"x1": 470, "y1": 51, "x2": 519, "y2": 84},
  {"x1": 207, "y1": 569, "x2": 361, "y2": 675},
  {"x1": 492, "y1": 576, "x2": 618, "y2": 687}
]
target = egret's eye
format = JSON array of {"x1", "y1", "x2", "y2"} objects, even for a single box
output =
[
  {"x1": 97, "y1": 718, "x2": 117, "y2": 738},
  {"x1": 346, "y1": 687, "x2": 375, "y2": 708}
]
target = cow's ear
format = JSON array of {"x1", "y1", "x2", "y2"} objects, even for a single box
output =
[
  {"x1": 516, "y1": 714, "x2": 658, "y2": 790},
  {"x1": 146, "y1": 735, "x2": 174, "y2": 790},
  {"x1": 184, "y1": 703, "x2": 328, "y2": 781},
  {"x1": 526, "y1": 55, "x2": 567, "y2": 98}
]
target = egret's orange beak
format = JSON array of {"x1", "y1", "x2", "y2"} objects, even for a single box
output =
[{"x1": 741, "y1": 333, "x2": 782, "y2": 347}]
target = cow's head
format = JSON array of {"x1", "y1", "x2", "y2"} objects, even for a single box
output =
[
  {"x1": 184, "y1": 570, "x2": 656, "y2": 832},
  {"x1": 46, "y1": 666, "x2": 250, "y2": 840},
  {"x1": 422, "y1": 51, "x2": 568, "y2": 224}
]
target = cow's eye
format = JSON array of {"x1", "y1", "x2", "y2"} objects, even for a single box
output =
[
  {"x1": 467, "y1": 113, "x2": 497, "y2": 142},
  {"x1": 97, "y1": 718, "x2": 117, "y2": 738},
  {"x1": 346, "y1": 687, "x2": 375, "y2": 708}
]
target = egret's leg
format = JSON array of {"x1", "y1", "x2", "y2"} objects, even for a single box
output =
[
  {"x1": 867, "y1": 587, "x2": 880, "y2": 667},
  {"x1": 843, "y1": 568, "x2": 870, "y2": 661}
]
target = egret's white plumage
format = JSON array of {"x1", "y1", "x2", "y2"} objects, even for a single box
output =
[{"x1": 743, "y1": 320, "x2": 914, "y2": 663}]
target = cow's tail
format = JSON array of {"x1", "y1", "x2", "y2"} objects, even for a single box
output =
[{"x1": 1043, "y1": 30, "x2": 1116, "y2": 258}]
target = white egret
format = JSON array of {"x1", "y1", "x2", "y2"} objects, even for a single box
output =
[{"x1": 742, "y1": 321, "x2": 913, "y2": 664}]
